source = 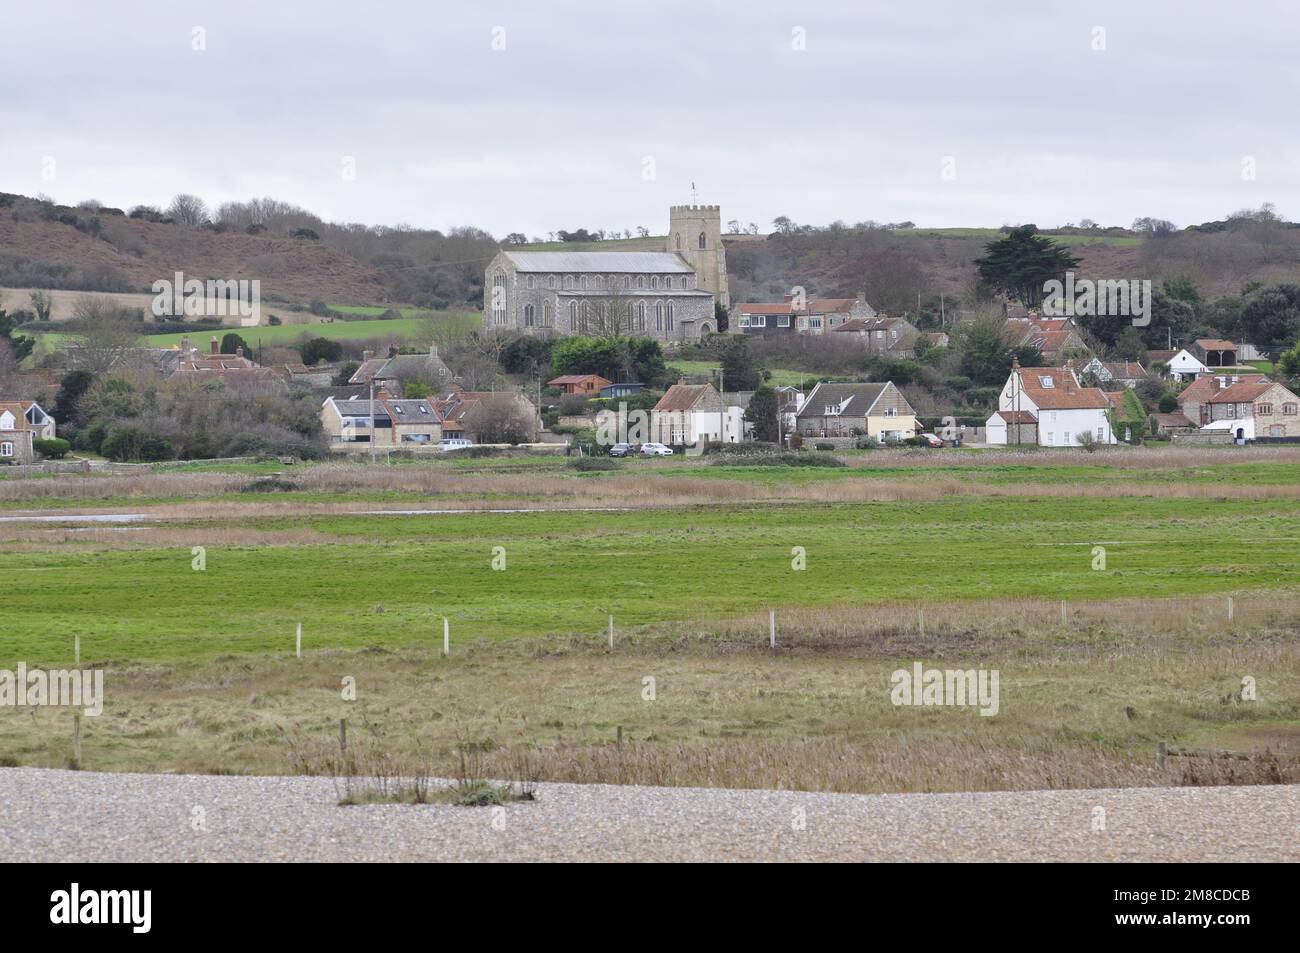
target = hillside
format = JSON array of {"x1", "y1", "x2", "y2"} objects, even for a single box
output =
[{"x1": 0, "y1": 193, "x2": 388, "y2": 305}]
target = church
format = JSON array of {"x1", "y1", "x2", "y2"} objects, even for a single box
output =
[{"x1": 482, "y1": 205, "x2": 730, "y2": 343}]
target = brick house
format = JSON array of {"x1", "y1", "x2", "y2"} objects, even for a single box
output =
[{"x1": 734, "y1": 293, "x2": 876, "y2": 336}]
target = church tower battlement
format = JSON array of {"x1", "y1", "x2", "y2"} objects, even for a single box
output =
[{"x1": 667, "y1": 203, "x2": 729, "y2": 310}]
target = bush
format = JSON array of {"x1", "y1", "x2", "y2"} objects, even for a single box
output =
[
  {"x1": 711, "y1": 452, "x2": 844, "y2": 468},
  {"x1": 100, "y1": 427, "x2": 173, "y2": 462},
  {"x1": 813, "y1": 442, "x2": 836, "y2": 451},
  {"x1": 33, "y1": 437, "x2": 70, "y2": 459},
  {"x1": 568, "y1": 456, "x2": 621, "y2": 471},
  {"x1": 1158, "y1": 394, "x2": 1179, "y2": 413}
]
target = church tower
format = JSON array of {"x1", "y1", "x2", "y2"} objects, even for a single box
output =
[{"x1": 667, "y1": 204, "x2": 729, "y2": 310}]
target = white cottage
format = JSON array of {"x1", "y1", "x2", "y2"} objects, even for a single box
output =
[{"x1": 986, "y1": 360, "x2": 1117, "y2": 448}]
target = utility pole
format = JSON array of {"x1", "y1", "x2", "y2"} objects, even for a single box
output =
[
  {"x1": 718, "y1": 366, "x2": 725, "y2": 447},
  {"x1": 368, "y1": 373, "x2": 376, "y2": 465}
]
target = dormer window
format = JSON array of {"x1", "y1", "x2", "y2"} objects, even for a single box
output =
[{"x1": 1039, "y1": 376, "x2": 1054, "y2": 388}]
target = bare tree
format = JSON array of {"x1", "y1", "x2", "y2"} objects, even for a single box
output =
[
  {"x1": 29, "y1": 290, "x2": 52, "y2": 322},
  {"x1": 69, "y1": 295, "x2": 143, "y2": 373},
  {"x1": 167, "y1": 193, "x2": 209, "y2": 226},
  {"x1": 465, "y1": 393, "x2": 536, "y2": 443}
]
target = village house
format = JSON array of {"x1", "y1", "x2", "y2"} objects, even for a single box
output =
[
  {"x1": 548, "y1": 374, "x2": 612, "y2": 396},
  {"x1": 1079, "y1": 358, "x2": 1148, "y2": 388},
  {"x1": 795, "y1": 381, "x2": 917, "y2": 443},
  {"x1": 433, "y1": 390, "x2": 540, "y2": 445},
  {"x1": 651, "y1": 381, "x2": 744, "y2": 446},
  {"x1": 985, "y1": 360, "x2": 1116, "y2": 448},
  {"x1": 1199, "y1": 378, "x2": 1300, "y2": 440},
  {"x1": 832, "y1": 315, "x2": 921, "y2": 356},
  {"x1": 1148, "y1": 348, "x2": 1208, "y2": 381},
  {"x1": 1175, "y1": 374, "x2": 1267, "y2": 427},
  {"x1": 1006, "y1": 316, "x2": 1090, "y2": 365},
  {"x1": 321, "y1": 394, "x2": 443, "y2": 449},
  {"x1": 350, "y1": 343, "x2": 456, "y2": 394},
  {"x1": 733, "y1": 293, "x2": 876, "y2": 336},
  {"x1": 0, "y1": 400, "x2": 55, "y2": 464}
]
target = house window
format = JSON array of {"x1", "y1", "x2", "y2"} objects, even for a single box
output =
[
  {"x1": 1097, "y1": 427, "x2": 1105, "y2": 441},
  {"x1": 1039, "y1": 376, "x2": 1054, "y2": 388},
  {"x1": 637, "y1": 276, "x2": 645, "y2": 289},
  {"x1": 666, "y1": 302, "x2": 674, "y2": 330},
  {"x1": 777, "y1": 315, "x2": 790, "y2": 327},
  {"x1": 698, "y1": 231, "x2": 706, "y2": 249},
  {"x1": 1063, "y1": 431, "x2": 1071, "y2": 445},
  {"x1": 542, "y1": 300, "x2": 553, "y2": 327},
  {"x1": 564, "y1": 275, "x2": 573, "y2": 289},
  {"x1": 1256, "y1": 403, "x2": 1272, "y2": 416},
  {"x1": 568, "y1": 301, "x2": 579, "y2": 331},
  {"x1": 739, "y1": 315, "x2": 750, "y2": 328},
  {"x1": 622, "y1": 276, "x2": 630, "y2": 289},
  {"x1": 884, "y1": 407, "x2": 897, "y2": 417},
  {"x1": 491, "y1": 271, "x2": 507, "y2": 326},
  {"x1": 523, "y1": 304, "x2": 535, "y2": 327},
  {"x1": 636, "y1": 302, "x2": 646, "y2": 331},
  {"x1": 651, "y1": 276, "x2": 660, "y2": 289},
  {"x1": 547, "y1": 275, "x2": 557, "y2": 289},
  {"x1": 526, "y1": 276, "x2": 534, "y2": 289},
  {"x1": 0, "y1": 442, "x2": 11, "y2": 457},
  {"x1": 1286, "y1": 403, "x2": 1299, "y2": 415},
  {"x1": 580, "y1": 276, "x2": 588, "y2": 290},
  {"x1": 751, "y1": 315, "x2": 766, "y2": 328},
  {"x1": 810, "y1": 317, "x2": 822, "y2": 329},
  {"x1": 656, "y1": 302, "x2": 663, "y2": 330}
]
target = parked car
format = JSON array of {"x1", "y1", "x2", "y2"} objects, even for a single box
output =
[
  {"x1": 919, "y1": 432, "x2": 945, "y2": 448},
  {"x1": 439, "y1": 438, "x2": 474, "y2": 451},
  {"x1": 608, "y1": 443, "x2": 632, "y2": 457},
  {"x1": 641, "y1": 442, "x2": 673, "y2": 456}
]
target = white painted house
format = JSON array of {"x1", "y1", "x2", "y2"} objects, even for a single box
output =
[
  {"x1": 1163, "y1": 348, "x2": 1208, "y2": 382},
  {"x1": 986, "y1": 360, "x2": 1117, "y2": 448}
]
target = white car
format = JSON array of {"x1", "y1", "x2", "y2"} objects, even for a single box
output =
[
  {"x1": 439, "y1": 438, "x2": 474, "y2": 452},
  {"x1": 640, "y1": 442, "x2": 674, "y2": 456}
]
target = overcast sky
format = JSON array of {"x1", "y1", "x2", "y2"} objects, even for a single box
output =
[{"x1": 2, "y1": 0, "x2": 1297, "y2": 238}]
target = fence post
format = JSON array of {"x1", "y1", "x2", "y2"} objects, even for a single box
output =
[
  {"x1": 1227, "y1": 596, "x2": 1234, "y2": 623},
  {"x1": 73, "y1": 713, "x2": 82, "y2": 765},
  {"x1": 443, "y1": 617, "x2": 450, "y2": 657},
  {"x1": 608, "y1": 614, "x2": 614, "y2": 651},
  {"x1": 1060, "y1": 600, "x2": 1067, "y2": 625},
  {"x1": 74, "y1": 634, "x2": 80, "y2": 666},
  {"x1": 295, "y1": 622, "x2": 302, "y2": 659},
  {"x1": 339, "y1": 718, "x2": 348, "y2": 754},
  {"x1": 918, "y1": 608, "x2": 925, "y2": 637},
  {"x1": 769, "y1": 609, "x2": 776, "y2": 649},
  {"x1": 1157, "y1": 741, "x2": 1167, "y2": 769}
]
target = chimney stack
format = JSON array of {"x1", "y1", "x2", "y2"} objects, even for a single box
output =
[{"x1": 362, "y1": 349, "x2": 375, "y2": 363}]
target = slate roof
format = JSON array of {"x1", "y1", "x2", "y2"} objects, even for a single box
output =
[
  {"x1": 797, "y1": 382, "x2": 889, "y2": 418},
  {"x1": 502, "y1": 251, "x2": 692, "y2": 273}
]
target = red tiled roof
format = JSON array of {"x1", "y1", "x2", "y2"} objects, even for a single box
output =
[
  {"x1": 548, "y1": 374, "x2": 612, "y2": 386},
  {"x1": 1178, "y1": 374, "x2": 1266, "y2": 407},
  {"x1": 1018, "y1": 367, "x2": 1109, "y2": 410},
  {"x1": 1196, "y1": 338, "x2": 1236, "y2": 351},
  {"x1": 1207, "y1": 380, "x2": 1273, "y2": 404},
  {"x1": 993, "y1": 410, "x2": 1036, "y2": 424}
]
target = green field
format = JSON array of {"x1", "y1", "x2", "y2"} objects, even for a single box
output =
[
  {"x1": 2, "y1": 450, "x2": 1298, "y2": 788},
  {"x1": 30, "y1": 311, "x2": 481, "y2": 354},
  {"x1": 668, "y1": 359, "x2": 815, "y2": 387}
]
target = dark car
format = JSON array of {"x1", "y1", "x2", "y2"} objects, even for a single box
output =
[{"x1": 608, "y1": 443, "x2": 632, "y2": 457}]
